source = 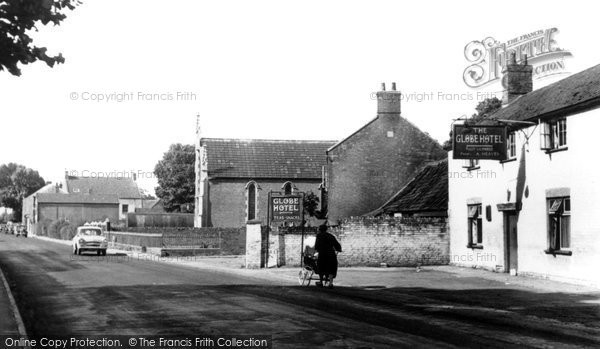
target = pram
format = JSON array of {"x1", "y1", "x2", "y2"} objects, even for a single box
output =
[{"x1": 298, "y1": 245, "x2": 322, "y2": 286}]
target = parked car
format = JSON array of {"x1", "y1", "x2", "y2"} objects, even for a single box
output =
[
  {"x1": 72, "y1": 226, "x2": 107, "y2": 256},
  {"x1": 15, "y1": 225, "x2": 27, "y2": 237}
]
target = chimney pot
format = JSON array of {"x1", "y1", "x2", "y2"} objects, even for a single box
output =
[
  {"x1": 502, "y1": 53, "x2": 533, "y2": 105},
  {"x1": 381, "y1": 83, "x2": 386, "y2": 91},
  {"x1": 376, "y1": 82, "x2": 401, "y2": 115}
]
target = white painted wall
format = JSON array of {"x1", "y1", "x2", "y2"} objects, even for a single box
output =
[{"x1": 449, "y1": 108, "x2": 600, "y2": 286}]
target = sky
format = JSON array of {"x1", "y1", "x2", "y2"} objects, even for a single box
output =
[{"x1": 1, "y1": 0, "x2": 597, "y2": 194}]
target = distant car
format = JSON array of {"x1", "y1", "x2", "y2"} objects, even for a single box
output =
[
  {"x1": 72, "y1": 226, "x2": 107, "y2": 256},
  {"x1": 15, "y1": 225, "x2": 27, "y2": 237}
]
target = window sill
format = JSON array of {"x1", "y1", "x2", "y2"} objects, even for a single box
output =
[
  {"x1": 544, "y1": 249, "x2": 572, "y2": 256},
  {"x1": 500, "y1": 157, "x2": 517, "y2": 164},
  {"x1": 467, "y1": 244, "x2": 483, "y2": 249},
  {"x1": 545, "y1": 147, "x2": 568, "y2": 154},
  {"x1": 462, "y1": 166, "x2": 480, "y2": 172}
]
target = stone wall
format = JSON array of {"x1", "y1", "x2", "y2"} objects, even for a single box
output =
[
  {"x1": 331, "y1": 216, "x2": 449, "y2": 267},
  {"x1": 280, "y1": 217, "x2": 450, "y2": 267},
  {"x1": 250, "y1": 217, "x2": 449, "y2": 268}
]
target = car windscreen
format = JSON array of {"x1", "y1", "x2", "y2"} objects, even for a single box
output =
[{"x1": 80, "y1": 229, "x2": 103, "y2": 236}]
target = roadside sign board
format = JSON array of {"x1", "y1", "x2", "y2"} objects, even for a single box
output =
[
  {"x1": 453, "y1": 124, "x2": 507, "y2": 160},
  {"x1": 270, "y1": 195, "x2": 303, "y2": 222}
]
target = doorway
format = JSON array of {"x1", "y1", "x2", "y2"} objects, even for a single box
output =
[{"x1": 504, "y1": 212, "x2": 518, "y2": 274}]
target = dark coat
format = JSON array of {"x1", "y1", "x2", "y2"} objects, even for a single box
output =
[{"x1": 314, "y1": 231, "x2": 342, "y2": 278}]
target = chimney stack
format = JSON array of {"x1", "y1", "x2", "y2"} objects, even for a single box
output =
[
  {"x1": 502, "y1": 53, "x2": 533, "y2": 105},
  {"x1": 376, "y1": 82, "x2": 401, "y2": 115}
]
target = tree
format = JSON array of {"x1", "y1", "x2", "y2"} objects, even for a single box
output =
[
  {"x1": 303, "y1": 191, "x2": 324, "y2": 219},
  {"x1": 0, "y1": 0, "x2": 81, "y2": 76},
  {"x1": 138, "y1": 188, "x2": 156, "y2": 200},
  {"x1": 154, "y1": 144, "x2": 195, "y2": 213},
  {"x1": 471, "y1": 97, "x2": 502, "y2": 122},
  {"x1": 442, "y1": 97, "x2": 503, "y2": 150},
  {"x1": 0, "y1": 163, "x2": 46, "y2": 222}
]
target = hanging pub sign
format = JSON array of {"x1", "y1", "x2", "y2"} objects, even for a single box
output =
[
  {"x1": 453, "y1": 124, "x2": 507, "y2": 160},
  {"x1": 270, "y1": 195, "x2": 303, "y2": 222}
]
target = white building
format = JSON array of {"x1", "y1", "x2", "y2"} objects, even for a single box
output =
[{"x1": 448, "y1": 59, "x2": 600, "y2": 286}]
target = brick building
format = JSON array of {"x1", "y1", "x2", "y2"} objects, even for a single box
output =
[
  {"x1": 194, "y1": 138, "x2": 335, "y2": 228},
  {"x1": 326, "y1": 83, "x2": 446, "y2": 223},
  {"x1": 448, "y1": 58, "x2": 600, "y2": 286}
]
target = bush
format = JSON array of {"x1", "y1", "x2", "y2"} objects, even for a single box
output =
[
  {"x1": 47, "y1": 219, "x2": 76, "y2": 240},
  {"x1": 36, "y1": 219, "x2": 53, "y2": 236},
  {"x1": 59, "y1": 224, "x2": 77, "y2": 240}
]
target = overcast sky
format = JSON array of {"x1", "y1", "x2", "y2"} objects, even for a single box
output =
[{"x1": 1, "y1": 0, "x2": 597, "y2": 193}]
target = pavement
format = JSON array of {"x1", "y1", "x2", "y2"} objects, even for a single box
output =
[
  {"x1": 1, "y1": 234, "x2": 599, "y2": 348},
  {"x1": 0, "y1": 236, "x2": 27, "y2": 337}
]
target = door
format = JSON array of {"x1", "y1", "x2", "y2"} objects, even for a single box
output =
[{"x1": 504, "y1": 212, "x2": 518, "y2": 274}]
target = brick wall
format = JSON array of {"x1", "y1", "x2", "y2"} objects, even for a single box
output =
[
  {"x1": 207, "y1": 179, "x2": 323, "y2": 228},
  {"x1": 277, "y1": 216, "x2": 449, "y2": 267},
  {"x1": 327, "y1": 115, "x2": 446, "y2": 223}
]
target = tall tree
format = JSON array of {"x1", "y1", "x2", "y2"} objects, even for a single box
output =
[
  {"x1": 0, "y1": 163, "x2": 46, "y2": 222},
  {"x1": 154, "y1": 144, "x2": 195, "y2": 212},
  {"x1": 443, "y1": 97, "x2": 503, "y2": 150},
  {"x1": 0, "y1": 0, "x2": 81, "y2": 76}
]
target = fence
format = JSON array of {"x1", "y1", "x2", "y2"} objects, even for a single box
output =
[
  {"x1": 106, "y1": 227, "x2": 246, "y2": 255},
  {"x1": 126, "y1": 212, "x2": 194, "y2": 228},
  {"x1": 106, "y1": 231, "x2": 220, "y2": 249}
]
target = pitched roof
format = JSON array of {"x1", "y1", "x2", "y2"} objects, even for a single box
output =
[
  {"x1": 36, "y1": 193, "x2": 119, "y2": 204},
  {"x1": 65, "y1": 176, "x2": 141, "y2": 198},
  {"x1": 485, "y1": 63, "x2": 600, "y2": 125},
  {"x1": 368, "y1": 160, "x2": 448, "y2": 215},
  {"x1": 201, "y1": 138, "x2": 336, "y2": 179},
  {"x1": 327, "y1": 117, "x2": 377, "y2": 152}
]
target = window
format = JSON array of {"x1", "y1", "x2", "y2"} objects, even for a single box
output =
[
  {"x1": 507, "y1": 132, "x2": 516, "y2": 159},
  {"x1": 467, "y1": 204, "x2": 483, "y2": 247},
  {"x1": 122, "y1": 204, "x2": 129, "y2": 214},
  {"x1": 247, "y1": 183, "x2": 256, "y2": 220},
  {"x1": 283, "y1": 182, "x2": 293, "y2": 195},
  {"x1": 547, "y1": 197, "x2": 571, "y2": 251},
  {"x1": 463, "y1": 159, "x2": 479, "y2": 169},
  {"x1": 540, "y1": 119, "x2": 567, "y2": 150}
]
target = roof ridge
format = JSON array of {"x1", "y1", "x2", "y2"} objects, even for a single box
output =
[
  {"x1": 201, "y1": 138, "x2": 337, "y2": 143},
  {"x1": 485, "y1": 62, "x2": 600, "y2": 124}
]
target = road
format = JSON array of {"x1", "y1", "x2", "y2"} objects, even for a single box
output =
[{"x1": 1, "y1": 234, "x2": 599, "y2": 348}]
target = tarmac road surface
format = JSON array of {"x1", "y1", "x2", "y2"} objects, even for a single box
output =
[{"x1": 1, "y1": 235, "x2": 599, "y2": 348}]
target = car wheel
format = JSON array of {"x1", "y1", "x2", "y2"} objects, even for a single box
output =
[{"x1": 102, "y1": 249, "x2": 107, "y2": 256}]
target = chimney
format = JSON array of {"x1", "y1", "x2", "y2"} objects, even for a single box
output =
[
  {"x1": 502, "y1": 53, "x2": 533, "y2": 105},
  {"x1": 376, "y1": 82, "x2": 401, "y2": 116}
]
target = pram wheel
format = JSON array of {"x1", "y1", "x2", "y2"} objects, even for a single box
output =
[{"x1": 298, "y1": 267, "x2": 313, "y2": 286}]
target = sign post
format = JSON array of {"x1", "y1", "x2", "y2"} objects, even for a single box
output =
[
  {"x1": 452, "y1": 124, "x2": 507, "y2": 160},
  {"x1": 267, "y1": 192, "x2": 305, "y2": 267}
]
